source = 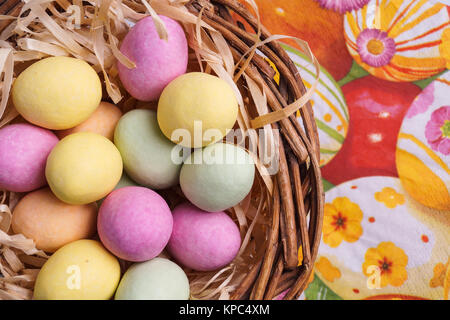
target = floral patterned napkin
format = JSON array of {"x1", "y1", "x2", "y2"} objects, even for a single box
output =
[{"x1": 246, "y1": 0, "x2": 450, "y2": 300}]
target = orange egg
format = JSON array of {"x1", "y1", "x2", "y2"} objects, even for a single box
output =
[
  {"x1": 56, "y1": 102, "x2": 122, "y2": 141},
  {"x1": 12, "y1": 188, "x2": 97, "y2": 253}
]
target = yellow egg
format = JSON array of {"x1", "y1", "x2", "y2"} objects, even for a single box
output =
[
  {"x1": 12, "y1": 188, "x2": 97, "y2": 253},
  {"x1": 56, "y1": 102, "x2": 122, "y2": 141},
  {"x1": 33, "y1": 240, "x2": 120, "y2": 300},
  {"x1": 46, "y1": 132, "x2": 122, "y2": 205},
  {"x1": 157, "y1": 72, "x2": 238, "y2": 148},
  {"x1": 12, "y1": 57, "x2": 102, "y2": 130}
]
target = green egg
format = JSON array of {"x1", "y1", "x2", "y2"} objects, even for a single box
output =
[
  {"x1": 115, "y1": 258, "x2": 190, "y2": 300},
  {"x1": 114, "y1": 171, "x2": 139, "y2": 190},
  {"x1": 114, "y1": 109, "x2": 182, "y2": 189},
  {"x1": 180, "y1": 143, "x2": 255, "y2": 212}
]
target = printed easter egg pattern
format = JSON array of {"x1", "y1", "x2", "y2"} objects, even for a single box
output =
[
  {"x1": 236, "y1": 0, "x2": 354, "y2": 80},
  {"x1": 344, "y1": 0, "x2": 449, "y2": 82},
  {"x1": 396, "y1": 71, "x2": 450, "y2": 211},
  {"x1": 283, "y1": 43, "x2": 349, "y2": 166},
  {"x1": 321, "y1": 75, "x2": 421, "y2": 185},
  {"x1": 315, "y1": 176, "x2": 449, "y2": 300}
]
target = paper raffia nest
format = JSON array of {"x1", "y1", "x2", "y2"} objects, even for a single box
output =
[{"x1": 0, "y1": 0, "x2": 319, "y2": 300}]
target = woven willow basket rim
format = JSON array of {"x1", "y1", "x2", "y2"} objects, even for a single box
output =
[{"x1": 0, "y1": 0, "x2": 324, "y2": 300}]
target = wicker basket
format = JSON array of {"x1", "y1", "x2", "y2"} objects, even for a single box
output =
[{"x1": 0, "y1": 0, "x2": 324, "y2": 300}]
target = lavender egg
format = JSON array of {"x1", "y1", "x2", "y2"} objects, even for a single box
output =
[
  {"x1": 167, "y1": 203, "x2": 241, "y2": 271},
  {"x1": 97, "y1": 186, "x2": 173, "y2": 262},
  {"x1": 0, "y1": 123, "x2": 58, "y2": 192},
  {"x1": 118, "y1": 15, "x2": 188, "y2": 101}
]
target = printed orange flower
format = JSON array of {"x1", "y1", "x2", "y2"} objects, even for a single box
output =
[
  {"x1": 322, "y1": 197, "x2": 363, "y2": 247},
  {"x1": 362, "y1": 242, "x2": 408, "y2": 288},
  {"x1": 430, "y1": 260, "x2": 449, "y2": 288},
  {"x1": 430, "y1": 259, "x2": 450, "y2": 299},
  {"x1": 315, "y1": 256, "x2": 341, "y2": 283},
  {"x1": 374, "y1": 187, "x2": 405, "y2": 209}
]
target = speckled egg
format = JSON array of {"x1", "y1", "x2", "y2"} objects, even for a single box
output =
[
  {"x1": 114, "y1": 109, "x2": 182, "y2": 189},
  {"x1": 12, "y1": 57, "x2": 102, "y2": 130},
  {"x1": 118, "y1": 15, "x2": 188, "y2": 101},
  {"x1": 180, "y1": 143, "x2": 255, "y2": 212},
  {"x1": 56, "y1": 102, "x2": 122, "y2": 141},
  {"x1": 0, "y1": 123, "x2": 58, "y2": 192},
  {"x1": 167, "y1": 202, "x2": 241, "y2": 271},
  {"x1": 12, "y1": 188, "x2": 97, "y2": 253},
  {"x1": 98, "y1": 186, "x2": 173, "y2": 262},
  {"x1": 157, "y1": 72, "x2": 238, "y2": 148},
  {"x1": 115, "y1": 258, "x2": 190, "y2": 300},
  {"x1": 45, "y1": 132, "x2": 123, "y2": 205},
  {"x1": 33, "y1": 240, "x2": 120, "y2": 300}
]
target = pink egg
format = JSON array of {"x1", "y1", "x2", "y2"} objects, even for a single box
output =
[
  {"x1": 97, "y1": 186, "x2": 173, "y2": 262},
  {"x1": 168, "y1": 203, "x2": 241, "y2": 271},
  {"x1": 0, "y1": 123, "x2": 58, "y2": 192},
  {"x1": 118, "y1": 15, "x2": 188, "y2": 101}
]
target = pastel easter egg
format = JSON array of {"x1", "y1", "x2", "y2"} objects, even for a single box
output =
[
  {"x1": 56, "y1": 102, "x2": 122, "y2": 141},
  {"x1": 283, "y1": 43, "x2": 349, "y2": 166},
  {"x1": 180, "y1": 143, "x2": 255, "y2": 212},
  {"x1": 46, "y1": 132, "x2": 122, "y2": 205},
  {"x1": 0, "y1": 123, "x2": 58, "y2": 192},
  {"x1": 321, "y1": 76, "x2": 421, "y2": 185},
  {"x1": 396, "y1": 71, "x2": 450, "y2": 211},
  {"x1": 114, "y1": 109, "x2": 181, "y2": 189},
  {"x1": 118, "y1": 15, "x2": 188, "y2": 101},
  {"x1": 98, "y1": 186, "x2": 173, "y2": 262},
  {"x1": 12, "y1": 57, "x2": 102, "y2": 129},
  {"x1": 157, "y1": 73, "x2": 238, "y2": 148},
  {"x1": 344, "y1": 0, "x2": 449, "y2": 81},
  {"x1": 315, "y1": 176, "x2": 449, "y2": 300},
  {"x1": 12, "y1": 188, "x2": 97, "y2": 253},
  {"x1": 115, "y1": 258, "x2": 190, "y2": 300},
  {"x1": 167, "y1": 203, "x2": 241, "y2": 271},
  {"x1": 33, "y1": 240, "x2": 120, "y2": 300}
]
